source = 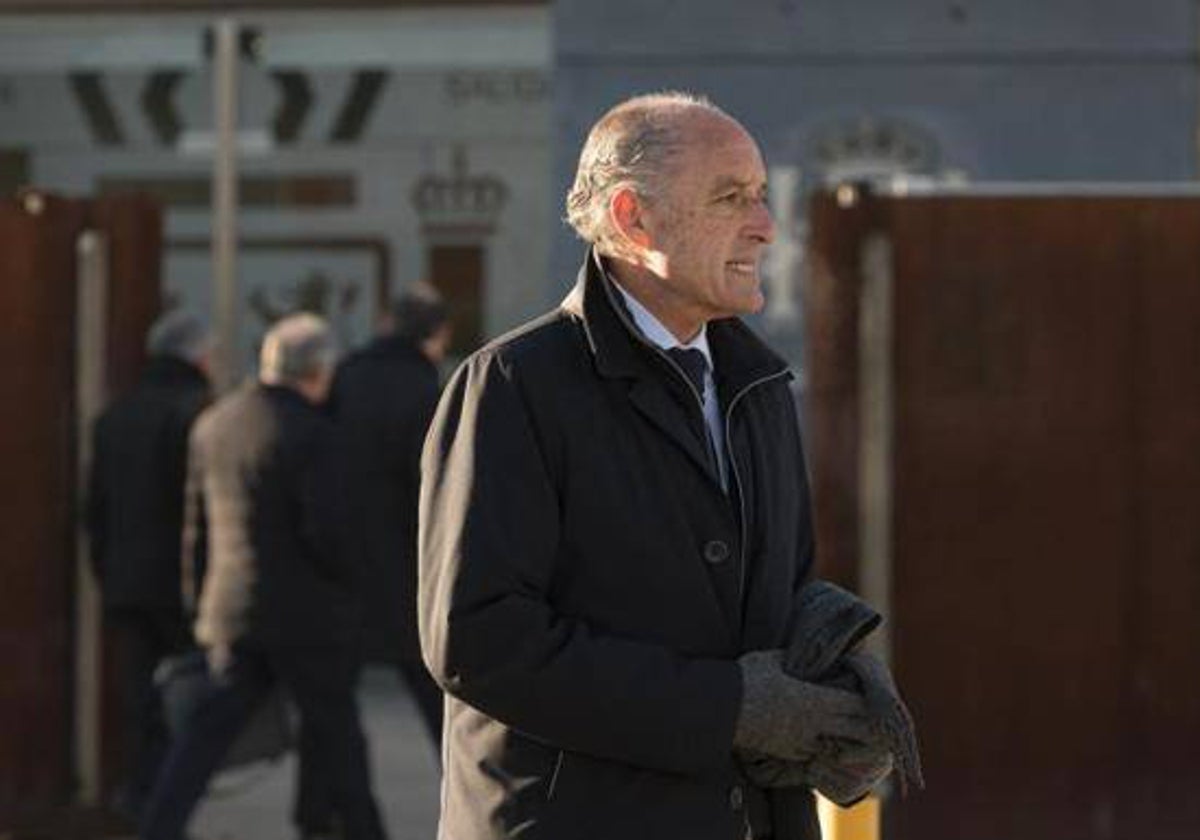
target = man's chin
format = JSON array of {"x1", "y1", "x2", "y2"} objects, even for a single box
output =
[
  {"x1": 736, "y1": 289, "x2": 766, "y2": 315},
  {"x1": 713, "y1": 297, "x2": 764, "y2": 321}
]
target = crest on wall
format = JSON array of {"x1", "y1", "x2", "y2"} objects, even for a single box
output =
[
  {"x1": 805, "y1": 116, "x2": 942, "y2": 185},
  {"x1": 411, "y1": 145, "x2": 509, "y2": 239}
]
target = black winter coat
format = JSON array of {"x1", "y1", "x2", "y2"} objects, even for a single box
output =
[
  {"x1": 185, "y1": 382, "x2": 357, "y2": 650},
  {"x1": 88, "y1": 356, "x2": 210, "y2": 611},
  {"x1": 330, "y1": 336, "x2": 440, "y2": 664},
  {"x1": 419, "y1": 251, "x2": 817, "y2": 840}
]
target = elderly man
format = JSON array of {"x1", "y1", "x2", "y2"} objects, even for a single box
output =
[
  {"x1": 140, "y1": 314, "x2": 387, "y2": 840},
  {"x1": 88, "y1": 311, "x2": 212, "y2": 820},
  {"x1": 419, "y1": 92, "x2": 891, "y2": 840}
]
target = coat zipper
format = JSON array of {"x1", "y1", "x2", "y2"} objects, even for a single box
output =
[
  {"x1": 724, "y1": 369, "x2": 792, "y2": 607},
  {"x1": 662, "y1": 349, "x2": 792, "y2": 609},
  {"x1": 546, "y1": 750, "x2": 565, "y2": 800}
]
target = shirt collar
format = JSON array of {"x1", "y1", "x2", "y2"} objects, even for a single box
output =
[{"x1": 610, "y1": 273, "x2": 713, "y2": 368}]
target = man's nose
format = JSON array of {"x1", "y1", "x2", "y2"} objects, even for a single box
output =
[{"x1": 747, "y1": 200, "x2": 775, "y2": 244}]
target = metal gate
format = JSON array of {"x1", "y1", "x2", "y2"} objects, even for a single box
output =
[
  {"x1": 804, "y1": 188, "x2": 1200, "y2": 840},
  {"x1": 0, "y1": 191, "x2": 161, "y2": 826}
]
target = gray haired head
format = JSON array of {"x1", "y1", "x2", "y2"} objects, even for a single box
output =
[
  {"x1": 564, "y1": 91, "x2": 732, "y2": 254},
  {"x1": 259, "y1": 313, "x2": 337, "y2": 385},
  {"x1": 391, "y1": 283, "x2": 449, "y2": 343},
  {"x1": 146, "y1": 310, "x2": 210, "y2": 364}
]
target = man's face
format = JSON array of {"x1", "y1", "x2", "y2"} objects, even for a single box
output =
[{"x1": 642, "y1": 114, "x2": 774, "y2": 325}]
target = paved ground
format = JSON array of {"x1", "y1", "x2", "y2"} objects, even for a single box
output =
[{"x1": 191, "y1": 667, "x2": 441, "y2": 840}]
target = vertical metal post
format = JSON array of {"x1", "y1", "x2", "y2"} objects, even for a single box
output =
[
  {"x1": 74, "y1": 230, "x2": 109, "y2": 806},
  {"x1": 817, "y1": 229, "x2": 894, "y2": 840},
  {"x1": 858, "y1": 232, "x2": 895, "y2": 664},
  {"x1": 212, "y1": 17, "x2": 240, "y2": 392}
]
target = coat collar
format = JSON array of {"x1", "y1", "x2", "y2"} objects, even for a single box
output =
[
  {"x1": 144, "y1": 354, "x2": 209, "y2": 387},
  {"x1": 561, "y1": 248, "x2": 792, "y2": 502},
  {"x1": 560, "y1": 247, "x2": 791, "y2": 395},
  {"x1": 364, "y1": 333, "x2": 430, "y2": 365},
  {"x1": 258, "y1": 381, "x2": 321, "y2": 412}
]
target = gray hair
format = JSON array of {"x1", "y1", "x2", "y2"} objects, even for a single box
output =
[
  {"x1": 146, "y1": 310, "x2": 210, "y2": 364},
  {"x1": 564, "y1": 91, "x2": 731, "y2": 252},
  {"x1": 259, "y1": 313, "x2": 336, "y2": 385}
]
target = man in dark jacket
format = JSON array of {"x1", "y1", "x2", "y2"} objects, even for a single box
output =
[
  {"x1": 330, "y1": 286, "x2": 451, "y2": 748},
  {"x1": 139, "y1": 314, "x2": 388, "y2": 840},
  {"x1": 87, "y1": 310, "x2": 211, "y2": 818},
  {"x1": 419, "y1": 93, "x2": 883, "y2": 840}
]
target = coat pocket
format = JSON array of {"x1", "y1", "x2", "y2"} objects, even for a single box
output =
[
  {"x1": 473, "y1": 728, "x2": 563, "y2": 834},
  {"x1": 535, "y1": 750, "x2": 743, "y2": 840}
]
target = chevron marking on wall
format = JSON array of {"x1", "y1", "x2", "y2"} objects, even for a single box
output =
[
  {"x1": 330, "y1": 70, "x2": 389, "y2": 144},
  {"x1": 69, "y1": 73, "x2": 123, "y2": 146},
  {"x1": 142, "y1": 71, "x2": 185, "y2": 146},
  {"x1": 271, "y1": 70, "x2": 312, "y2": 145}
]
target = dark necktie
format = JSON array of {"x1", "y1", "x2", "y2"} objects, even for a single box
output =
[
  {"x1": 666, "y1": 347, "x2": 727, "y2": 488},
  {"x1": 666, "y1": 347, "x2": 708, "y2": 399}
]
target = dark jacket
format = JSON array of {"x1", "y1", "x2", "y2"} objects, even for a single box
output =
[
  {"x1": 419, "y1": 251, "x2": 816, "y2": 840},
  {"x1": 330, "y1": 335, "x2": 440, "y2": 664},
  {"x1": 185, "y1": 382, "x2": 357, "y2": 650},
  {"x1": 88, "y1": 355, "x2": 210, "y2": 611}
]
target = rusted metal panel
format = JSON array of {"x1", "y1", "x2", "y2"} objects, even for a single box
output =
[
  {"x1": 0, "y1": 192, "x2": 163, "y2": 825},
  {"x1": 804, "y1": 191, "x2": 1200, "y2": 840},
  {"x1": 803, "y1": 190, "x2": 878, "y2": 592},
  {"x1": 1114, "y1": 200, "x2": 1200, "y2": 838},
  {"x1": 85, "y1": 194, "x2": 163, "y2": 801},
  {"x1": 0, "y1": 193, "x2": 87, "y2": 823},
  {"x1": 88, "y1": 194, "x2": 162, "y2": 396}
]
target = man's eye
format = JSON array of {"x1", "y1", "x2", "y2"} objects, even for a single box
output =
[{"x1": 717, "y1": 192, "x2": 739, "y2": 203}]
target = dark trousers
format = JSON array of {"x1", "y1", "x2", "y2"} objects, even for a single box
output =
[
  {"x1": 294, "y1": 659, "x2": 443, "y2": 833},
  {"x1": 108, "y1": 608, "x2": 185, "y2": 814},
  {"x1": 140, "y1": 643, "x2": 387, "y2": 840}
]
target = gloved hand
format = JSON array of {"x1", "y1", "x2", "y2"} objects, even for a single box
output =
[
  {"x1": 841, "y1": 650, "x2": 924, "y2": 795},
  {"x1": 807, "y1": 742, "x2": 893, "y2": 805},
  {"x1": 739, "y1": 741, "x2": 892, "y2": 802},
  {"x1": 733, "y1": 649, "x2": 874, "y2": 762},
  {"x1": 738, "y1": 749, "x2": 807, "y2": 788}
]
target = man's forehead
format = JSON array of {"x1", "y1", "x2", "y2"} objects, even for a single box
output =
[
  {"x1": 678, "y1": 119, "x2": 767, "y2": 182},
  {"x1": 682, "y1": 109, "x2": 750, "y2": 144}
]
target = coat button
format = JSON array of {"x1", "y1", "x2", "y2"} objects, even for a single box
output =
[
  {"x1": 729, "y1": 784, "x2": 744, "y2": 811},
  {"x1": 704, "y1": 540, "x2": 730, "y2": 564}
]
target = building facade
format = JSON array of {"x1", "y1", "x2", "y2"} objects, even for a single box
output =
[{"x1": 0, "y1": 4, "x2": 553, "y2": 372}]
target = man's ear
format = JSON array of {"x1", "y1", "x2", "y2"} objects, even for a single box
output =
[{"x1": 609, "y1": 187, "x2": 652, "y2": 251}]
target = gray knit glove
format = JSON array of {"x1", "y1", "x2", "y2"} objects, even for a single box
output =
[
  {"x1": 807, "y1": 744, "x2": 893, "y2": 806},
  {"x1": 740, "y1": 741, "x2": 892, "y2": 804},
  {"x1": 733, "y1": 649, "x2": 874, "y2": 761},
  {"x1": 841, "y1": 651, "x2": 924, "y2": 795}
]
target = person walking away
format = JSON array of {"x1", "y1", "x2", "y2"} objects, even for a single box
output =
[
  {"x1": 87, "y1": 310, "x2": 212, "y2": 821},
  {"x1": 139, "y1": 313, "x2": 388, "y2": 840},
  {"x1": 330, "y1": 286, "x2": 451, "y2": 750}
]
